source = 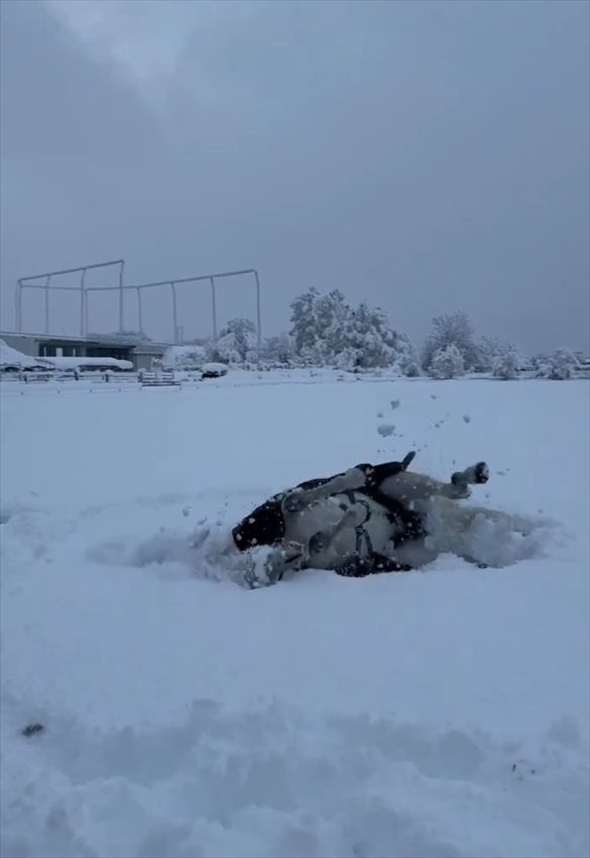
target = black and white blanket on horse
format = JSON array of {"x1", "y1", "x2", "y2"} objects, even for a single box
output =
[{"x1": 226, "y1": 451, "x2": 543, "y2": 588}]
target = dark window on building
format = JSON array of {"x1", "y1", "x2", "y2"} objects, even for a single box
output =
[{"x1": 86, "y1": 347, "x2": 130, "y2": 361}]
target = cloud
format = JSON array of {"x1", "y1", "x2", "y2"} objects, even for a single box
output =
[
  {"x1": 2, "y1": 0, "x2": 588, "y2": 351},
  {"x1": 46, "y1": 0, "x2": 258, "y2": 107}
]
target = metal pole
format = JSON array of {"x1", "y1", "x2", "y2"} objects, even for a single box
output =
[
  {"x1": 18, "y1": 258, "x2": 125, "y2": 282},
  {"x1": 85, "y1": 289, "x2": 90, "y2": 336},
  {"x1": 118, "y1": 261, "x2": 125, "y2": 332},
  {"x1": 254, "y1": 269, "x2": 262, "y2": 353},
  {"x1": 45, "y1": 275, "x2": 51, "y2": 334},
  {"x1": 171, "y1": 282, "x2": 178, "y2": 343},
  {"x1": 137, "y1": 287, "x2": 143, "y2": 334},
  {"x1": 15, "y1": 281, "x2": 21, "y2": 331},
  {"x1": 210, "y1": 277, "x2": 218, "y2": 339},
  {"x1": 79, "y1": 268, "x2": 86, "y2": 337}
]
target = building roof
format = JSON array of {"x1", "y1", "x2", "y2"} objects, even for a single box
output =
[{"x1": 1, "y1": 330, "x2": 167, "y2": 353}]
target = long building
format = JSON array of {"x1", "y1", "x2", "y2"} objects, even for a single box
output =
[{"x1": 0, "y1": 331, "x2": 167, "y2": 371}]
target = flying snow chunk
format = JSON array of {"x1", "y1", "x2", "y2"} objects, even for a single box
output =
[
  {"x1": 377, "y1": 423, "x2": 396, "y2": 437},
  {"x1": 390, "y1": 399, "x2": 401, "y2": 410},
  {"x1": 463, "y1": 414, "x2": 471, "y2": 423}
]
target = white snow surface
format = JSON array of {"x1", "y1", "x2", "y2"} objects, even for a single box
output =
[{"x1": 1, "y1": 375, "x2": 589, "y2": 858}]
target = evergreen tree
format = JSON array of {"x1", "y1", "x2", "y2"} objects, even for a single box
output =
[{"x1": 289, "y1": 288, "x2": 322, "y2": 362}]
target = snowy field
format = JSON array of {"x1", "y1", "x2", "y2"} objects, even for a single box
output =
[{"x1": 1, "y1": 374, "x2": 589, "y2": 858}]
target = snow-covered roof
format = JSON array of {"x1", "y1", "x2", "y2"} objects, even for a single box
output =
[
  {"x1": 0, "y1": 338, "x2": 49, "y2": 368},
  {"x1": 41, "y1": 356, "x2": 133, "y2": 370}
]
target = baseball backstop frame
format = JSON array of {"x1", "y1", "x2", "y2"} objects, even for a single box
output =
[{"x1": 15, "y1": 260, "x2": 262, "y2": 348}]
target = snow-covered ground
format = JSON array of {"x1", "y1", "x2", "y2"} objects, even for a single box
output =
[{"x1": 1, "y1": 375, "x2": 589, "y2": 858}]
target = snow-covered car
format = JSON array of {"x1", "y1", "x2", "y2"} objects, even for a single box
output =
[
  {"x1": 44, "y1": 357, "x2": 134, "y2": 372},
  {"x1": 200, "y1": 362, "x2": 228, "y2": 379},
  {"x1": 2, "y1": 362, "x2": 54, "y2": 373}
]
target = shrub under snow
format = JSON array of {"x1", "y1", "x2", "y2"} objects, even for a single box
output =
[
  {"x1": 429, "y1": 344, "x2": 466, "y2": 379},
  {"x1": 536, "y1": 347, "x2": 579, "y2": 380},
  {"x1": 492, "y1": 346, "x2": 521, "y2": 380}
]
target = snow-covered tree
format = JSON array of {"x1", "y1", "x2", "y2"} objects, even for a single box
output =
[
  {"x1": 289, "y1": 288, "x2": 354, "y2": 364},
  {"x1": 316, "y1": 290, "x2": 352, "y2": 361},
  {"x1": 422, "y1": 312, "x2": 480, "y2": 373},
  {"x1": 341, "y1": 303, "x2": 397, "y2": 369},
  {"x1": 536, "y1": 347, "x2": 578, "y2": 380},
  {"x1": 261, "y1": 332, "x2": 295, "y2": 365},
  {"x1": 492, "y1": 345, "x2": 521, "y2": 380},
  {"x1": 206, "y1": 317, "x2": 257, "y2": 364},
  {"x1": 162, "y1": 344, "x2": 207, "y2": 371},
  {"x1": 394, "y1": 332, "x2": 421, "y2": 377},
  {"x1": 429, "y1": 344, "x2": 465, "y2": 379},
  {"x1": 289, "y1": 288, "x2": 322, "y2": 362},
  {"x1": 289, "y1": 287, "x2": 418, "y2": 373},
  {"x1": 475, "y1": 336, "x2": 503, "y2": 372}
]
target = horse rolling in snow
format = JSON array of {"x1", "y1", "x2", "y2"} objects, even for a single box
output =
[{"x1": 231, "y1": 451, "x2": 493, "y2": 587}]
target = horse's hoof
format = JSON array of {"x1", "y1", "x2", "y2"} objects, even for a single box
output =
[
  {"x1": 21, "y1": 723, "x2": 44, "y2": 738},
  {"x1": 452, "y1": 462, "x2": 489, "y2": 487},
  {"x1": 474, "y1": 462, "x2": 489, "y2": 484}
]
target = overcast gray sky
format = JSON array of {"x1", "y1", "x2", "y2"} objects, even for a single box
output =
[{"x1": 1, "y1": 0, "x2": 588, "y2": 353}]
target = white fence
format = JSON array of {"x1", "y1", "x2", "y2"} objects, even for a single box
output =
[{"x1": 1, "y1": 365, "x2": 588, "y2": 398}]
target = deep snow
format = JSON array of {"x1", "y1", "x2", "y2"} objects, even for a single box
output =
[{"x1": 1, "y1": 374, "x2": 589, "y2": 857}]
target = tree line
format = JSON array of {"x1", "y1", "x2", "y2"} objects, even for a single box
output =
[
  {"x1": 198, "y1": 287, "x2": 583, "y2": 380},
  {"x1": 117, "y1": 286, "x2": 585, "y2": 380}
]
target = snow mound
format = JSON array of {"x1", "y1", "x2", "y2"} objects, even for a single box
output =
[{"x1": 2, "y1": 694, "x2": 588, "y2": 858}]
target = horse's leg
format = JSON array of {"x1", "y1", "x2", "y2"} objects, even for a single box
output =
[
  {"x1": 450, "y1": 462, "x2": 489, "y2": 493},
  {"x1": 282, "y1": 466, "x2": 369, "y2": 512},
  {"x1": 307, "y1": 507, "x2": 358, "y2": 556},
  {"x1": 282, "y1": 454, "x2": 418, "y2": 513},
  {"x1": 380, "y1": 462, "x2": 489, "y2": 505}
]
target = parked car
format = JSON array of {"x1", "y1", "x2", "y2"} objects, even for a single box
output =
[
  {"x1": 200, "y1": 362, "x2": 228, "y2": 379},
  {"x1": 1, "y1": 362, "x2": 54, "y2": 374}
]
